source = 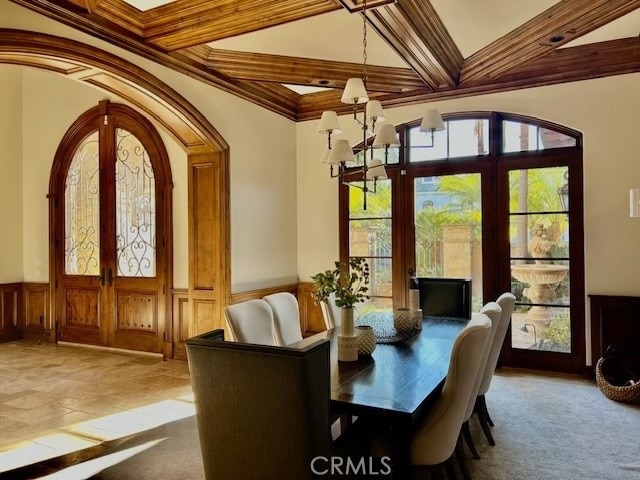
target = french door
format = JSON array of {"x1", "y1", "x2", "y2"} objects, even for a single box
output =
[
  {"x1": 497, "y1": 153, "x2": 585, "y2": 372},
  {"x1": 51, "y1": 103, "x2": 172, "y2": 354},
  {"x1": 339, "y1": 113, "x2": 585, "y2": 372}
]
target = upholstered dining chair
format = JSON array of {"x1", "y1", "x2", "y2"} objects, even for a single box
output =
[
  {"x1": 474, "y1": 292, "x2": 517, "y2": 446},
  {"x1": 186, "y1": 329, "x2": 364, "y2": 480},
  {"x1": 320, "y1": 292, "x2": 341, "y2": 330},
  {"x1": 459, "y1": 302, "x2": 502, "y2": 467},
  {"x1": 224, "y1": 299, "x2": 276, "y2": 345},
  {"x1": 410, "y1": 313, "x2": 492, "y2": 479},
  {"x1": 263, "y1": 292, "x2": 303, "y2": 346}
]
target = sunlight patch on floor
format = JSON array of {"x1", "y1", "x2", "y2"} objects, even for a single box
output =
[
  {"x1": 0, "y1": 397, "x2": 194, "y2": 474},
  {"x1": 35, "y1": 439, "x2": 166, "y2": 480}
]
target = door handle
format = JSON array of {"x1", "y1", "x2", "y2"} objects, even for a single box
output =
[
  {"x1": 107, "y1": 268, "x2": 113, "y2": 286},
  {"x1": 407, "y1": 267, "x2": 415, "y2": 277},
  {"x1": 99, "y1": 268, "x2": 106, "y2": 286}
]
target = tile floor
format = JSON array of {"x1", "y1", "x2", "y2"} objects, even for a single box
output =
[{"x1": 0, "y1": 340, "x2": 193, "y2": 474}]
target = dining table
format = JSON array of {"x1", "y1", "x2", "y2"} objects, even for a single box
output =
[{"x1": 287, "y1": 312, "x2": 470, "y2": 477}]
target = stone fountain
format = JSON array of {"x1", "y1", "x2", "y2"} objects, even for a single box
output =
[{"x1": 512, "y1": 224, "x2": 568, "y2": 327}]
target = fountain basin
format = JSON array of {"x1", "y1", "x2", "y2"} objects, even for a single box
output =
[{"x1": 512, "y1": 264, "x2": 569, "y2": 285}]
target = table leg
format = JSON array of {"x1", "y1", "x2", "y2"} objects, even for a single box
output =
[{"x1": 389, "y1": 420, "x2": 412, "y2": 479}]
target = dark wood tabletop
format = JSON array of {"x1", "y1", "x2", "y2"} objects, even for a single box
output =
[
  {"x1": 289, "y1": 314, "x2": 469, "y2": 476},
  {"x1": 288, "y1": 315, "x2": 468, "y2": 425}
]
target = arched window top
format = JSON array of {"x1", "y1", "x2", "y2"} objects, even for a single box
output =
[
  {"x1": 500, "y1": 113, "x2": 581, "y2": 153},
  {"x1": 351, "y1": 111, "x2": 581, "y2": 167}
]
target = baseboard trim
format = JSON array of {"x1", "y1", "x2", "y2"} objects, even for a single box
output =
[{"x1": 57, "y1": 341, "x2": 164, "y2": 358}]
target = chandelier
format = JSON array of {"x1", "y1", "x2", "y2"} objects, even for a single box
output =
[{"x1": 317, "y1": 0, "x2": 444, "y2": 210}]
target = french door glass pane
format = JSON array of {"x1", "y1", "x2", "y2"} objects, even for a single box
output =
[
  {"x1": 349, "y1": 180, "x2": 391, "y2": 307},
  {"x1": 508, "y1": 167, "x2": 571, "y2": 353},
  {"x1": 115, "y1": 129, "x2": 156, "y2": 277},
  {"x1": 414, "y1": 173, "x2": 483, "y2": 311},
  {"x1": 65, "y1": 131, "x2": 100, "y2": 275}
]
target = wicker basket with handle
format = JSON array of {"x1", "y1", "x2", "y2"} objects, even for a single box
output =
[{"x1": 595, "y1": 357, "x2": 640, "y2": 404}]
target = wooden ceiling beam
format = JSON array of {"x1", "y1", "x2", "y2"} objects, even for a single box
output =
[
  {"x1": 460, "y1": 0, "x2": 640, "y2": 85},
  {"x1": 298, "y1": 37, "x2": 640, "y2": 120},
  {"x1": 10, "y1": 0, "x2": 300, "y2": 119},
  {"x1": 143, "y1": 0, "x2": 341, "y2": 51},
  {"x1": 183, "y1": 47, "x2": 425, "y2": 93},
  {"x1": 364, "y1": 0, "x2": 463, "y2": 89}
]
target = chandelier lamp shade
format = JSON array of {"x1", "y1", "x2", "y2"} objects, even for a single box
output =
[
  {"x1": 316, "y1": 1, "x2": 443, "y2": 210},
  {"x1": 419, "y1": 109, "x2": 446, "y2": 146}
]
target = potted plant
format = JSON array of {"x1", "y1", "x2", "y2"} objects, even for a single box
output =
[{"x1": 312, "y1": 258, "x2": 370, "y2": 361}]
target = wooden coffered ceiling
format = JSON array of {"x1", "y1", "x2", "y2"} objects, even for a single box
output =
[{"x1": 10, "y1": 0, "x2": 640, "y2": 121}]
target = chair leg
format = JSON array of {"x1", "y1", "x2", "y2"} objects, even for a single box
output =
[
  {"x1": 339, "y1": 414, "x2": 352, "y2": 434},
  {"x1": 461, "y1": 421, "x2": 480, "y2": 459},
  {"x1": 455, "y1": 438, "x2": 472, "y2": 480},
  {"x1": 477, "y1": 410, "x2": 496, "y2": 446},
  {"x1": 478, "y1": 395, "x2": 494, "y2": 427}
]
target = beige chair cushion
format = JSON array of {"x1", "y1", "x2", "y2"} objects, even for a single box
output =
[
  {"x1": 463, "y1": 302, "x2": 502, "y2": 422},
  {"x1": 478, "y1": 292, "x2": 516, "y2": 395},
  {"x1": 411, "y1": 314, "x2": 492, "y2": 466},
  {"x1": 224, "y1": 299, "x2": 276, "y2": 345},
  {"x1": 263, "y1": 292, "x2": 303, "y2": 346}
]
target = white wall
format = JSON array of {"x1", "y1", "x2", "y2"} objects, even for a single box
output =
[
  {"x1": 297, "y1": 74, "x2": 640, "y2": 363},
  {"x1": 0, "y1": 66, "x2": 23, "y2": 283},
  {"x1": 0, "y1": 1, "x2": 298, "y2": 292}
]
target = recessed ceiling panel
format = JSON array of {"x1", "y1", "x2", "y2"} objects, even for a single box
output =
[
  {"x1": 282, "y1": 84, "x2": 332, "y2": 95},
  {"x1": 560, "y1": 8, "x2": 640, "y2": 48},
  {"x1": 123, "y1": 0, "x2": 177, "y2": 11},
  {"x1": 431, "y1": 0, "x2": 560, "y2": 58},
  {"x1": 208, "y1": 10, "x2": 407, "y2": 68}
]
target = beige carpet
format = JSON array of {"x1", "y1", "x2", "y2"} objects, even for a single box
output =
[{"x1": 466, "y1": 368, "x2": 640, "y2": 480}]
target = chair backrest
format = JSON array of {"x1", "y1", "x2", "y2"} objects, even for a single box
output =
[
  {"x1": 411, "y1": 313, "x2": 491, "y2": 466},
  {"x1": 463, "y1": 302, "x2": 502, "y2": 422},
  {"x1": 186, "y1": 330, "x2": 333, "y2": 480},
  {"x1": 478, "y1": 292, "x2": 516, "y2": 395},
  {"x1": 224, "y1": 299, "x2": 276, "y2": 345},
  {"x1": 263, "y1": 292, "x2": 303, "y2": 346},
  {"x1": 410, "y1": 277, "x2": 472, "y2": 319},
  {"x1": 320, "y1": 293, "x2": 342, "y2": 330}
]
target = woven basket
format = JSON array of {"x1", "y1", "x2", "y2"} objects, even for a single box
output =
[{"x1": 595, "y1": 357, "x2": 640, "y2": 404}]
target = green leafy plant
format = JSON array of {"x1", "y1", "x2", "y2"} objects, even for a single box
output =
[{"x1": 311, "y1": 257, "x2": 370, "y2": 309}]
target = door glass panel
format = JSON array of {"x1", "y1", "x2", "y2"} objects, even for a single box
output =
[
  {"x1": 349, "y1": 179, "x2": 391, "y2": 310},
  {"x1": 509, "y1": 167, "x2": 571, "y2": 353},
  {"x1": 65, "y1": 130, "x2": 100, "y2": 275},
  {"x1": 115, "y1": 128, "x2": 156, "y2": 277},
  {"x1": 414, "y1": 173, "x2": 483, "y2": 311}
]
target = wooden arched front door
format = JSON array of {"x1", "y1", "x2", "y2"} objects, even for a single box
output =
[{"x1": 50, "y1": 101, "x2": 173, "y2": 354}]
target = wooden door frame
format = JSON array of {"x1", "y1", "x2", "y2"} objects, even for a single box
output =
[{"x1": 0, "y1": 30, "x2": 230, "y2": 356}]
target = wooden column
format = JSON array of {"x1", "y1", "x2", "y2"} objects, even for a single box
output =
[{"x1": 188, "y1": 151, "x2": 231, "y2": 339}]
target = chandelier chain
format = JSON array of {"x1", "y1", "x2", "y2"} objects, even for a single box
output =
[{"x1": 362, "y1": 0, "x2": 367, "y2": 88}]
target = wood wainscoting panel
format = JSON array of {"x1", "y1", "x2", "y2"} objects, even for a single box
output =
[
  {"x1": 23, "y1": 283, "x2": 49, "y2": 341},
  {"x1": 297, "y1": 283, "x2": 326, "y2": 336},
  {"x1": 172, "y1": 289, "x2": 189, "y2": 360},
  {"x1": 589, "y1": 294, "x2": 640, "y2": 376},
  {"x1": 230, "y1": 284, "x2": 298, "y2": 304},
  {"x1": 0, "y1": 283, "x2": 22, "y2": 343}
]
